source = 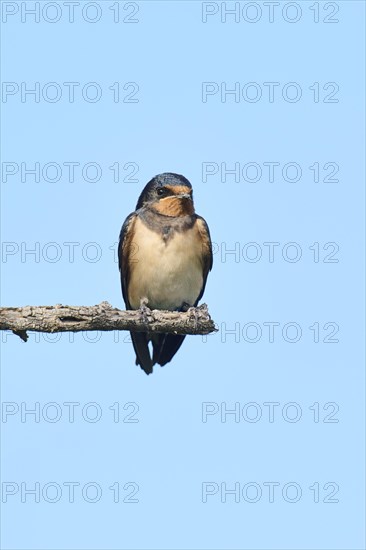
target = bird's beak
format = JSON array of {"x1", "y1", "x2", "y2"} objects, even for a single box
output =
[{"x1": 178, "y1": 193, "x2": 192, "y2": 200}]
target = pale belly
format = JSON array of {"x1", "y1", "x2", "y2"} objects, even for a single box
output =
[{"x1": 128, "y1": 218, "x2": 203, "y2": 310}]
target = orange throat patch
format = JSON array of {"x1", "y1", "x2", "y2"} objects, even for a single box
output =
[{"x1": 152, "y1": 196, "x2": 195, "y2": 217}]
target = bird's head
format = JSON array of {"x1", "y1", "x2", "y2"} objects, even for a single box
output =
[{"x1": 136, "y1": 173, "x2": 195, "y2": 217}]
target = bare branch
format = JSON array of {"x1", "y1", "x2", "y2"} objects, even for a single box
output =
[{"x1": 0, "y1": 301, "x2": 217, "y2": 342}]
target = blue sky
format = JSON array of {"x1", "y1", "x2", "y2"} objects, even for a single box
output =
[{"x1": 1, "y1": 1, "x2": 365, "y2": 549}]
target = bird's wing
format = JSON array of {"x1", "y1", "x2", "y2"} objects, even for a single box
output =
[
  {"x1": 118, "y1": 212, "x2": 137, "y2": 309},
  {"x1": 118, "y1": 212, "x2": 154, "y2": 375},
  {"x1": 194, "y1": 215, "x2": 213, "y2": 305}
]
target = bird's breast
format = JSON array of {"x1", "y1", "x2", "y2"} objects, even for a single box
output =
[{"x1": 128, "y1": 216, "x2": 204, "y2": 310}]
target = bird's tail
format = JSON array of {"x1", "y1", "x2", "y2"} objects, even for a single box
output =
[
  {"x1": 130, "y1": 332, "x2": 153, "y2": 375},
  {"x1": 130, "y1": 332, "x2": 186, "y2": 374},
  {"x1": 152, "y1": 333, "x2": 186, "y2": 367}
]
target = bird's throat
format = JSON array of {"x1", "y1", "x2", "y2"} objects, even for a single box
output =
[{"x1": 152, "y1": 196, "x2": 195, "y2": 217}]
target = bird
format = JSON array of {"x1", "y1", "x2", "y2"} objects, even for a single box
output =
[{"x1": 118, "y1": 172, "x2": 212, "y2": 375}]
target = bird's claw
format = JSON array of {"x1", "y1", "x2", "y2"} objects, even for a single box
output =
[
  {"x1": 139, "y1": 298, "x2": 154, "y2": 327},
  {"x1": 187, "y1": 306, "x2": 199, "y2": 332}
]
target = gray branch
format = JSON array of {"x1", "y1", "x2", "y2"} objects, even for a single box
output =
[{"x1": 0, "y1": 301, "x2": 217, "y2": 342}]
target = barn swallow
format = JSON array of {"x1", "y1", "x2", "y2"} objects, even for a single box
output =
[{"x1": 118, "y1": 172, "x2": 213, "y2": 375}]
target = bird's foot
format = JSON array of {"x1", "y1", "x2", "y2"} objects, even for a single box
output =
[
  {"x1": 139, "y1": 297, "x2": 154, "y2": 327},
  {"x1": 187, "y1": 306, "x2": 199, "y2": 332}
]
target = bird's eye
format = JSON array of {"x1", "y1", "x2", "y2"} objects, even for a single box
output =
[{"x1": 157, "y1": 187, "x2": 166, "y2": 196}]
